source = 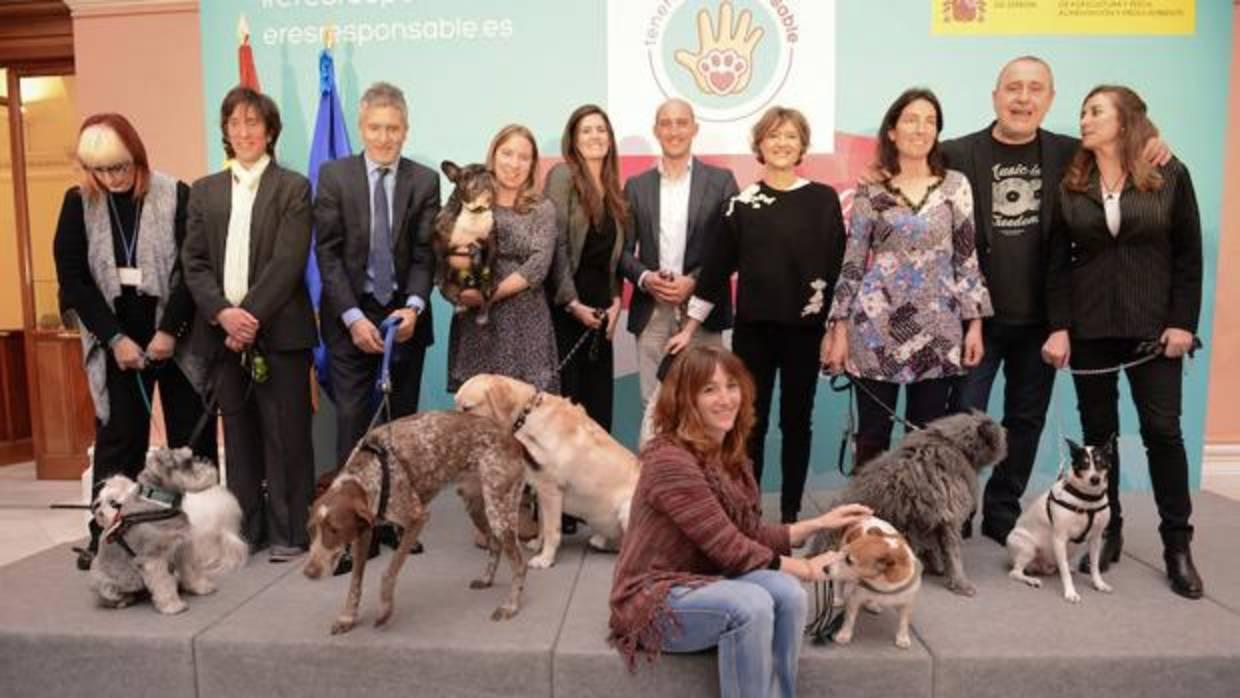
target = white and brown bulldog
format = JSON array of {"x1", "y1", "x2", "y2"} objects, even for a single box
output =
[{"x1": 827, "y1": 516, "x2": 923, "y2": 649}]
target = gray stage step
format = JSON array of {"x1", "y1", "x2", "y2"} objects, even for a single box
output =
[{"x1": 2, "y1": 491, "x2": 1238, "y2": 698}]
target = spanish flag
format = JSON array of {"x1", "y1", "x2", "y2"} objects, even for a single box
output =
[{"x1": 237, "y1": 14, "x2": 261, "y2": 91}]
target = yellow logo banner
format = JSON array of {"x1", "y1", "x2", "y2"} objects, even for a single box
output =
[{"x1": 931, "y1": 0, "x2": 1195, "y2": 35}]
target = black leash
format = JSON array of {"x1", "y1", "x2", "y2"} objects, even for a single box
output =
[
  {"x1": 824, "y1": 372, "x2": 922, "y2": 477},
  {"x1": 555, "y1": 309, "x2": 607, "y2": 375},
  {"x1": 103, "y1": 506, "x2": 186, "y2": 558},
  {"x1": 806, "y1": 579, "x2": 844, "y2": 644}
]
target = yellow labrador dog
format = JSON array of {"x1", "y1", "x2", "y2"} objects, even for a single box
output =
[{"x1": 455, "y1": 374, "x2": 639, "y2": 568}]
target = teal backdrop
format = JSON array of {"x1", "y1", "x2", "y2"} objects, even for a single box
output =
[{"x1": 199, "y1": 1, "x2": 1229, "y2": 496}]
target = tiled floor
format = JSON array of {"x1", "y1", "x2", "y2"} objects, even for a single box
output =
[{"x1": 2, "y1": 458, "x2": 1238, "y2": 570}]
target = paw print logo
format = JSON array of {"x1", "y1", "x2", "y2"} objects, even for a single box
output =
[{"x1": 673, "y1": 1, "x2": 764, "y2": 97}]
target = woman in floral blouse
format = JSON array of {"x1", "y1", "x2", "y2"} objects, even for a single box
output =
[{"x1": 826, "y1": 88, "x2": 992, "y2": 470}]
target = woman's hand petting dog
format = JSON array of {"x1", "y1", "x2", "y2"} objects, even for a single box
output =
[{"x1": 788, "y1": 503, "x2": 872, "y2": 547}]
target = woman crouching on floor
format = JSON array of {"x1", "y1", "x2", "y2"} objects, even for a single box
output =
[{"x1": 609, "y1": 345, "x2": 871, "y2": 698}]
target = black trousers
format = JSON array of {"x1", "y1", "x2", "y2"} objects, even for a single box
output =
[
  {"x1": 949, "y1": 321, "x2": 1055, "y2": 538},
  {"x1": 214, "y1": 347, "x2": 315, "y2": 550},
  {"x1": 554, "y1": 311, "x2": 613, "y2": 430},
  {"x1": 854, "y1": 376, "x2": 953, "y2": 470},
  {"x1": 732, "y1": 322, "x2": 823, "y2": 522},
  {"x1": 1071, "y1": 337, "x2": 1192, "y2": 539},
  {"x1": 328, "y1": 297, "x2": 426, "y2": 467},
  {"x1": 88, "y1": 355, "x2": 218, "y2": 546}
]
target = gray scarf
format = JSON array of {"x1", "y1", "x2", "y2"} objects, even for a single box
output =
[{"x1": 76, "y1": 171, "x2": 206, "y2": 424}]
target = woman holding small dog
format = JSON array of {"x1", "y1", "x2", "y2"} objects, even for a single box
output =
[
  {"x1": 448, "y1": 124, "x2": 559, "y2": 394},
  {"x1": 825, "y1": 89, "x2": 992, "y2": 470},
  {"x1": 545, "y1": 105, "x2": 627, "y2": 431},
  {"x1": 1043, "y1": 85, "x2": 1204, "y2": 599},
  {"x1": 610, "y1": 345, "x2": 871, "y2": 698},
  {"x1": 54, "y1": 113, "x2": 217, "y2": 571}
]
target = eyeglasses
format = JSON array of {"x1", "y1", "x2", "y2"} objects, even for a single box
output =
[{"x1": 87, "y1": 162, "x2": 133, "y2": 177}]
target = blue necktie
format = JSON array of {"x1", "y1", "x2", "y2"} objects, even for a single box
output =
[{"x1": 370, "y1": 167, "x2": 394, "y2": 305}]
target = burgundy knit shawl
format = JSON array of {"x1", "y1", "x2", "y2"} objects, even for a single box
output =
[{"x1": 608, "y1": 435, "x2": 792, "y2": 666}]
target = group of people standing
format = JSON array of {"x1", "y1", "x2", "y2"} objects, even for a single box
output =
[{"x1": 55, "y1": 52, "x2": 1203, "y2": 698}]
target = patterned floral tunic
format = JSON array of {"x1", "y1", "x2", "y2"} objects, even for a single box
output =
[
  {"x1": 828, "y1": 170, "x2": 992, "y2": 383},
  {"x1": 447, "y1": 199, "x2": 560, "y2": 393}
]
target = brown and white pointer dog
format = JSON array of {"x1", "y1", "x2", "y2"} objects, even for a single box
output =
[{"x1": 303, "y1": 411, "x2": 528, "y2": 634}]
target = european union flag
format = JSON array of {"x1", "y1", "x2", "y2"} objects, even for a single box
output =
[{"x1": 306, "y1": 46, "x2": 351, "y2": 400}]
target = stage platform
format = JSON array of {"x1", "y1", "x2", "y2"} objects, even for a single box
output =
[{"x1": 2, "y1": 490, "x2": 1239, "y2": 698}]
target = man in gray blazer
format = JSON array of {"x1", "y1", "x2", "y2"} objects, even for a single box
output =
[
  {"x1": 621, "y1": 99, "x2": 739, "y2": 404},
  {"x1": 183, "y1": 87, "x2": 316, "y2": 561},
  {"x1": 314, "y1": 82, "x2": 439, "y2": 470}
]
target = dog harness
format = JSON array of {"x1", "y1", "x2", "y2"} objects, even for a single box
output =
[
  {"x1": 102, "y1": 507, "x2": 185, "y2": 558},
  {"x1": 358, "y1": 440, "x2": 393, "y2": 521},
  {"x1": 1046, "y1": 482, "x2": 1109, "y2": 545}
]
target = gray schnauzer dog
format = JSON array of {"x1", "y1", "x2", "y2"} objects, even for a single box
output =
[
  {"x1": 89, "y1": 447, "x2": 247, "y2": 614},
  {"x1": 812, "y1": 412, "x2": 1006, "y2": 596}
]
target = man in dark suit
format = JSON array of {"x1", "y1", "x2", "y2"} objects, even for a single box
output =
[
  {"x1": 946, "y1": 56, "x2": 1168, "y2": 554},
  {"x1": 182, "y1": 87, "x2": 316, "y2": 561},
  {"x1": 314, "y1": 81, "x2": 438, "y2": 470},
  {"x1": 621, "y1": 98, "x2": 739, "y2": 405}
]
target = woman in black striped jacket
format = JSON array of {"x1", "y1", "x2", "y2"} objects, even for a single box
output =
[{"x1": 1043, "y1": 85, "x2": 1203, "y2": 599}]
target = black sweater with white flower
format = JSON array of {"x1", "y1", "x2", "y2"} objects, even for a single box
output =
[{"x1": 694, "y1": 180, "x2": 846, "y2": 327}]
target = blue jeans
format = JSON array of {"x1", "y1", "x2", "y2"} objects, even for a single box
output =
[{"x1": 660, "y1": 569, "x2": 809, "y2": 698}]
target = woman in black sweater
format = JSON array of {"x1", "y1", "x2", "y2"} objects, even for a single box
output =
[
  {"x1": 670, "y1": 106, "x2": 846, "y2": 523},
  {"x1": 1043, "y1": 85, "x2": 1204, "y2": 599},
  {"x1": 54, "y1": 114, "x2": 216, "y2": 570}
]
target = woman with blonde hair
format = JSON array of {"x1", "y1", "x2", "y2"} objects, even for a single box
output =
[
  {"x1": 448, "y1": 124, "x2": 559, "y2": 393},
  {"x1": 54, "y1": 113, "x2": 215, "y2": 570},
  {"x1": 610, "y1": 345, "x2": 870, "y2": 697},
  {"x1": 1043, "y1": 85, "x2": 1204, "y2": 599}
]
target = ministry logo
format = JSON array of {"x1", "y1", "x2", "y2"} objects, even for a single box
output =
[{"x1": 610, "y1": 0, "x2": 834, "y2": 156}]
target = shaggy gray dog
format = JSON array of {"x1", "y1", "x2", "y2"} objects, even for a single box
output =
[
  {"x1": 89, "y1": 448, "x2": 247, "y2": 614},
  {"x1": 811, "y1": 411, "x2": 1007, "y2": 596}
]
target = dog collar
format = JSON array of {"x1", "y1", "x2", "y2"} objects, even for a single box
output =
[
  {"x1": 359, "y1": 440, "x2": 392, "y2": 521},
  {"x1": 1062, "y1": 481, "x2": 1106, "y2": 503},
  {"x1": 858, "y1": 557, "x2": 922, "y2": 596},
  {"x1": 512, "y1": 392, "x2": 544, "y2": 434},
  {"x1": 137, "y1": 483, "x2": 184, "y2": 510}
]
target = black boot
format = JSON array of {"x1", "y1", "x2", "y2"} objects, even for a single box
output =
[
  {"x1": 1162, "y1": 531, "x2": 1204, "y2": 600},
  {"x1": 1079, "y1": 527, "x2": 1123, "y2": 574}
]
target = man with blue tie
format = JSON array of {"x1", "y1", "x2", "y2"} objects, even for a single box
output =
[{"x1": 315, "y1": 82, "x2": 439, "y2": 473}]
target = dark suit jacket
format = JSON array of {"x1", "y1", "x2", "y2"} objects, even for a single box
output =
[
  {"x1": 620, "y1": 158, "x2": 739, "y2": 334},
  {"x1": 182, "y1": 162, "x2": 317, "y2": 355},
  {"x1": 313, "y1": 154, "x2": 440, "y2": 348},
  {"x1": 545, "y1": 162, "x2": 626, "y2": 307},
  {"x1": 940, "y1": 124, "x2": 1077, "y2": 324},
  {"x1": 1046, "y1": 158, "x2": 1202, "y2": 339}
]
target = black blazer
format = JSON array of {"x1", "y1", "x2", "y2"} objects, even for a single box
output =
[
  {"x1": 313, "y1": 154, "x2": 440, "y2": 348},
  {"x1": 182, "y1": 162, "x2": 317, "y2": 355},
  {"x1": 620, "y1": 158, "x2": 739, "y2": 334},
  {"x1": 1047, "y1": 158, "x2": 1202, "y2": 340},
  {"x1": 940, "y1": 124, "x2": 1077, "y2": 323}
]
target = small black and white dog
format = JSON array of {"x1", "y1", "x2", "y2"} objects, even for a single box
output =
[{"x1": 1006, "y1": 438, "x2": 1114, "y2": 603}]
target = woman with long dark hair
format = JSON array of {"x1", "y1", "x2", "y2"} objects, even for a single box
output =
[
  {"x1": 1043, "y1": 85, "x2": 1204, "y2": 599},
  {"x1": 545, "y1": 104, "x2": 627, "y2": 431},
  {"x1": 826, "y1": 88, "x2": 992, "y2": 470},
  {"x1": 54, "y1": 113, "x2": 216, "y2": 570}
]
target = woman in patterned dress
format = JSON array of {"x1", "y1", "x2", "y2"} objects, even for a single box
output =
[
  {"x1": 826, "y1": 88, "x2": 993, "y2": 470},
  {"x1": 447, "y1": 124, "x2": 559, "y2": 394}
]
